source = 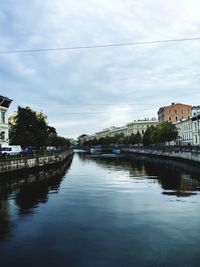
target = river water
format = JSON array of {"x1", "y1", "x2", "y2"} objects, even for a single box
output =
[{"x1": 0, "y1": 153, "x2": 200, "y2": 267}]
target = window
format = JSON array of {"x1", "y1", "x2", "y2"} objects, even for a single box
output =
[
  {"x1": 169, "y1": 117, "x2": 171, "y2": 121},
  {"x1": 181, "y1": 110, "x2": 184, "y2": 114},
  {"x1": 1, "y1": 111, "x2": 6, "y2": 123},
  {"x1": 174, "y1": 110, "x2": 177, "y2": 115},
  {"x1": 175, "y1": 116, "x2": 178, "y2": 121},
  {"x1": 0, "y1": 131, "x2": 5, "y2": 140}
]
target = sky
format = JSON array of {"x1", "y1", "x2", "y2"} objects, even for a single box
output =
[{"x1": 1, "y1": 0, "x2": 200, "y2": 139}]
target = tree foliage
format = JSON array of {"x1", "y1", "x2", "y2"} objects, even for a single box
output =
[
  {"x1": 81, "y1": 122, "x2": 178, "y2": 147},
  {"x1": 142, "y1": 122, "x2": 178, "y2": 146},
  {"x1": 9, "y1": 106, "x2": 70, "y2": 148}
]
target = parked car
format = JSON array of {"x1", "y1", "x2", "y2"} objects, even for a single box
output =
[
  {"x1": 0, "y1": 145, "x2": 22, "y2": 156},
  {"x1": 22, "y1": 146, "x2": 38, "y2": 155}
]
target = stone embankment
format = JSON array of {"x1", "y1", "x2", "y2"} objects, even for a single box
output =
[
  {"x1": 0, "y1": 150, "x2": 73, "y2": 174},
  {"x1": 121, "y1": 146, "x2": 200, "y2": 164}
]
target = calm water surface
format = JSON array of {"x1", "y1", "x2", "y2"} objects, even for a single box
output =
[{"x1": 0, "y1": 153, "x2": 200, "y2": 267}]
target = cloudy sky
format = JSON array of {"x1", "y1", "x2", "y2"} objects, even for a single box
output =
[{"x1": 1, "y1": 0, "x2": 200, "y2": 138}]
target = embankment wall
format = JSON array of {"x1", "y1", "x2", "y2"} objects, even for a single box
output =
[
  {"x1": 121, "y1": 146, "x2": 200, "y2": 164},
  {"x1": 0, "y1": 150, "x2": 73, "y2": 174}
]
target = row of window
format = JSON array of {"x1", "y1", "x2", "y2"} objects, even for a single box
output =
[
  {"x1": 168, "y1": 109, "x2": 190, "y2": 115},
  {"x1": 168, "y1": 115, "x2": 190, "y2": 121},
  {"x1": 182, "y1": 132, "x2": 192, "y2": 141}
]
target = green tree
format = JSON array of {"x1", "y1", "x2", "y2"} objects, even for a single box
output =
[
  {"x1": 142, "y1": 122, "x2": 178, "y2": 146},
  {"x1": 159, "y1": 122, "x2": 179, "y2": 144},
  {"x1": 9, "y1": 106, "x2": 70, "y2": 148},
  {"x1": 9, "y1": 106, "x2": 48, "y2": 147}
]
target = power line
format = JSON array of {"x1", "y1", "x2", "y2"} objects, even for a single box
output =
[{"x1": 1, "y1": 37, "x2": 200, "y2": 54}]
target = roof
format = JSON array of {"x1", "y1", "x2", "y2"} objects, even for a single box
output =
[{"x1": 0, "y1": 95, "x2": 13, "y2": 108}]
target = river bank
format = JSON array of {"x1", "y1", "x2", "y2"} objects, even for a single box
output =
[
  {"x1": 0, "y1": 150, "x2": 73, "y2": 176},
  {"x1": 121, "y1": 146, "x2": 200, "y2": 164}
]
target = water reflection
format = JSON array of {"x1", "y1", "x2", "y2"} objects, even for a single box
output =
[
  {"x1": 0, "y1": 156, "x2": 73, "y2": 240},
  {"x1": 86, "y1": 153, "x2": 200, "y2": 197},
  {"x1": 0, "y1": 200, "x2": 10, "y2": 240},
  {"x1": 0, "y1": 153, "x2": 200, "y2": 267}
]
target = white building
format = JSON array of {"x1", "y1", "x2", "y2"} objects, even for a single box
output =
[
  {"x1": 0, "y1": 95, "x2": 12, "y2": 146},
  {"x1": 191, "y1": 114, "x2": 200, "y2": 145},
  {"x1": 192, "y1": 106, "x2": 200, "y2": 117},
  {"x1": 175, "y1": 119, "x2": 193, "y2": 145}
]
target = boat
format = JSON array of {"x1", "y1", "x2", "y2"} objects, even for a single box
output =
[
  {"x1": 112, "y1": 146, "x2": 121, "y2": 155},
  {"x1": 90, "y1": 146, "x2": 102, "y2": 155}
]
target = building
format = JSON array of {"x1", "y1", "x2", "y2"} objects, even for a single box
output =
[
  {"x1": 175, "y1": 109, "x2": 200, "y2": 146},
  {"x1": 109, "y1": 126, "x2": 129, "y2": 137},
  {"x1": 158, "y1": 103, "x2": 192, "y2": 123},
  {"x1": 192, "y1": 106, "x2": 200, "y2": 117},
  {"x1": 127, "y1": 118, "x2": 158, "y2": 136},
  {"x1": 0, "y1": 95, "x2": 12, "y2": 146},
  {"x1": 191, "y1": 110, "x2": 200, "y2": 145},
  {"x1": 81, "y1": 118, "x2": 158, "y2": 144},
  {"x1": 95, "y1": 127, "x2": 118, "y2": 140},
  {"x1": 175, "y1": 119, "x2": 193, "y2": 145}
]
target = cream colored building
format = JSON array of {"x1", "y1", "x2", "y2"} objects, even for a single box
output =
[
  {"x1": 0, "y1": 95, "x2": 12, "y2": 146},
  {"x1": 109, "y1": 126, "x2": 129, "y2": 137},
  {"x1": 81, "y1": 118, "x2": 158, "y2": 144},
  {"x1": 127, "y1": 118, "x2": 158, "y2": 136}
]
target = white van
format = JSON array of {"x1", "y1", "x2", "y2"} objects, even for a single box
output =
[{"x1": 0, "y1": 145, "x2": 22, "y2": 155}]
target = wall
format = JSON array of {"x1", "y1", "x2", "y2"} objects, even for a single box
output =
[
  {"x1": 121, "y1": 146, "x2": 200, "y2": 164},
  {"x1": 0, "y1": 151, "x2": 73, "y2": 174}
]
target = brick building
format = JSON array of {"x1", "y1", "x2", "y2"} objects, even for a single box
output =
[{"x1": 158, "y1": 103, "x2": 192, "y2": 123}]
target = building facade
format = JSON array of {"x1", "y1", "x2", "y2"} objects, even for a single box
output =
[
  {"x1": 109, "y1": 126, "x2": 129, "y2": 137},
  {"x1": 158, "y1": 103, "x2": 192, "y2": 123},
  {"x1": 192, "y1": 106, "x2": 200, "y2": 117},
  {"x1": 81, "y1": 118, "x2": 158, "y2": 144},
  {"x1": 0, "y1": 95, "x2": 12, "y2": 146},
  {"x1": 127, "y1": 118, "x2": 158, "y2": 136},
  {"x1": 191, "y1": 110, "x2": 200, "y2": 145},
  {"x1": 175, "y1": 119, "x2": 193, "y2": 145}
]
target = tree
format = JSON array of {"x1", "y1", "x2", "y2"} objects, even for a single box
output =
[
  {"x1": 9, "y1": 106, "x2": 49, "y2": 147},
  {"x1": 142, "y1": 122, "x2": 178, "y2": 146},
  {"x1": 9, "y1": 106, "x2": 70, "y2": 148},
  {"x1": 159, "y1": 122, "x2": 179, "y2": 144}
]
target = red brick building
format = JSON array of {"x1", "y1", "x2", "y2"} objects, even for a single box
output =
[{"x1": 158, "y1": 103, "x2": 192, "y2": 123}]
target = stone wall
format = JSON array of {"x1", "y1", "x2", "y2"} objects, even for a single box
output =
[
  {"x1": 121, "y1": 146, "x2": 200, "y2": 164},
  {"x1": 0, "y1": 151, "x2": 73, "y2": 174}
]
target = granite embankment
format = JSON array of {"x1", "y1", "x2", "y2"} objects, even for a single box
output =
[
  {"x1": 0, "y1": 150, "x2": 73, "y2": 174},
  {"x1": 121, "y1": 146, "x2": 200, "y2": 164}
]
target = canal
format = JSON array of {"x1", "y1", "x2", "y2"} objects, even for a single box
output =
[{"x1": 0, "y1": 153, "x2": 200, "y2": 267}]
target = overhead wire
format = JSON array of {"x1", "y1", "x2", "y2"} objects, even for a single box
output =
[{"x1": 1, "y1": 37, "x2": 200, "y2": 54}]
